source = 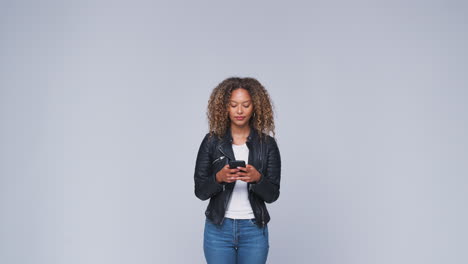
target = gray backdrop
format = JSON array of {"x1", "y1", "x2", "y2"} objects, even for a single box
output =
[{"x1": 1, "y1": 0, "x2": 467, "y2": 263}]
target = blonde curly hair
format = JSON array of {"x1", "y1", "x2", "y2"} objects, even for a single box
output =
[{"x1": 206, "y1": 77, "x2": 276, "y2": 141}]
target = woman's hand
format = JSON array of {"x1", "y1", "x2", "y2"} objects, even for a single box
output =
[
  {"x1": 216, "y1": 165, "x2": 241, "y2": 183},
  {"x1": 236, "y1": 164, "x2": 261, "y2": 183}
]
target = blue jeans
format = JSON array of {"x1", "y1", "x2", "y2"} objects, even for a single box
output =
[{"x1": 203, "y1": 217, "x2": 269, "y2": 264}]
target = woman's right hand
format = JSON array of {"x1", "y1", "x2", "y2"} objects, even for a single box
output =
[{"x1": 216, "y1": 165, "x2": 240, "y2": 183}]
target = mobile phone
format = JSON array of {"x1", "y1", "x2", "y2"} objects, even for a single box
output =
[{"x1": 229, "y1": 160, "x2": 246, "y2": 169}]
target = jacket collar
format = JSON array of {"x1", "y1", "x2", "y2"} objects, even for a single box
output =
[
  {"x1": 218, "y1": 126, "x2": 257, "y2": 161},
  {"x1": 222, "y1": 126, "x2": 257, "y2": 144}
]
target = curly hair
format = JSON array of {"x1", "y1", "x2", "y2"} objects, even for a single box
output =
[{"x1": 206, "y1": 77, "x2": 276, "y2": 141}]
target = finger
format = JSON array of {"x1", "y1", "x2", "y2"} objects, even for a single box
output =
[
  {"x1": 237, "y1": 176, "x2": 251, "y2": 182},
  {"x1": 236, "y1": 171, "x2": 247, "y2": 177}
]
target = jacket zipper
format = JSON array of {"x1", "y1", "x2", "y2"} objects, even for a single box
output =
[
  {"x1": 220, "y1": 185, "x2": 233, "y2": 226},
  {"x1": 217, "y1": 145, "x2": 233, "y2": 226},
  {"x1": 217, "y1": 145, "x2": 235, "y2": 161},
  {"x1": 261, "y1": 204, "x2": 264, "y2": 226},
  {"x1": 212, "y1": 155, "x2": 225, "y2": 165},
  {"x1": 248, "y1": 183, "x2": 265, "y2": 231},
  {"x1": 261, "y1": 204, "x2": 265, "y2": 235}
]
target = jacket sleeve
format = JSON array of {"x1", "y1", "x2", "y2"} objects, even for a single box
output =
[
  {"x1": 250, "y1": 136, "x2": 281, "y2": 203},
  {"x1": 194, "y1": 133, "x2": 225, "y2": 201}
]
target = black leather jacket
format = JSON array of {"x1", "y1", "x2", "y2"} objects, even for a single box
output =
[{"x1": 194, "y1": 127, "x2": 281, "y2": 229}]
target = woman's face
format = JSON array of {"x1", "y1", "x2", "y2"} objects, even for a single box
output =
[{"x1": 228, "y1": 88, "x2": 253, "y2": 128}]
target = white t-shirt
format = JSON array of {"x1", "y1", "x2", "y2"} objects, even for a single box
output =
[{"x1": 224, "y1": 143, "x2": 255, "y2": 219}]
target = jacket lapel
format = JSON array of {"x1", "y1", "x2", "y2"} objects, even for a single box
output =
[
  {"x1": 218, "y1": 128, "x2": 260, "y2": 167},
  {"x1": 217, "y1": 128, "x2": 235, "y2": 161}
]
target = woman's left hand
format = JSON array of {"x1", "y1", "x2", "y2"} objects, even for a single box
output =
[{"x1": 236, "y1": 164, "x2": 262, "y2": 183}]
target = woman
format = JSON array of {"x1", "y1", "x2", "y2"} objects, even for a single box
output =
[{"x1": 194, "y1": 77, "x2": 281, "y2": 264}]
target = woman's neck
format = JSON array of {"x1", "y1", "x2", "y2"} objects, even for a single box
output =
[{"x1": 230, "y1": 125, "x2": 250, "y2": 145}]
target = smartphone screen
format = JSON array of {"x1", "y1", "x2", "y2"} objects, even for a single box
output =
[{"x1": 229, "y1": 160, "x2": 246, "y2": 169}]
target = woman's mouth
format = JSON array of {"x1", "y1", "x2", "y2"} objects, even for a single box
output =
[{"x1": 235, "y1": 116, "x2": 245, "y2": 120}]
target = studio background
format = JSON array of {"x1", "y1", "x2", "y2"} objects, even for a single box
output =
[{"x1": 1, "y1": 0, "x2": 467, "y2": 263}]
